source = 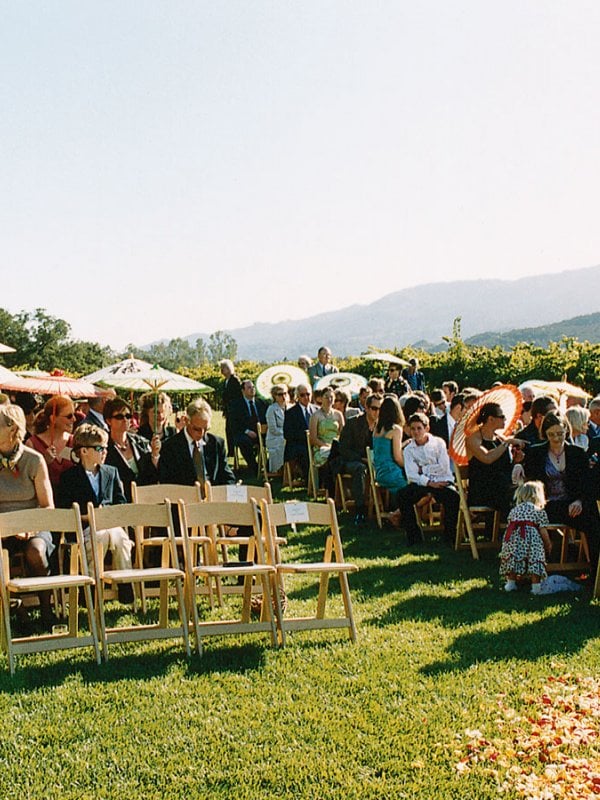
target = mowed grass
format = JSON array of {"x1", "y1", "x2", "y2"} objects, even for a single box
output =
[{"x1": 0, "y1": 411, "x2": 598, "y2": 799}]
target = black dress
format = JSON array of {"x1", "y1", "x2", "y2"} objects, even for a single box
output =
[{"x1": 468, "y1": 437, "x2": 514, "y2": 517}]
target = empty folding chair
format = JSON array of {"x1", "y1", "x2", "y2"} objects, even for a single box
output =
[
  {"x1": 261, "y1": 497, "x2": 358, "y2": 646},
  {"x1": 87, "y1": 501, "x2": 190, "y2": 659}
]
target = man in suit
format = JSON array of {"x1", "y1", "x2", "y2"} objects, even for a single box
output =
[
  {"x1": 337, "y1": 394, "x2": 381, "y2": 525},
  {"x1": 79, "y1": 390, "x2": 116, "y2": 433},
  {"x1": 307, "y1": 346, "x2": 339, "y2": 387},
  {"x1": 430, "y1": 393, "x2": 466, "y2": 448},
  {"x1": 588, "y1": 396, "x2": 600, "y2": 439},
  {"x1": 57, "y1": 423, "x2": 133, "y2": 599},
  {"x1": 518, "y1": 395, "x2": 558, "y2": 446},
  {"x1": 220, "y1": 359, "x2": 243, "y2": 456},
  {"x1": 283, "y1": 383, "x2": 317, "y2": 480},
  {"x1": 229, "y1": 380, "x2": 266, "y2": 474},
  {"x1": 159, "y1": 398, "x2": 235, "y2": 487}
]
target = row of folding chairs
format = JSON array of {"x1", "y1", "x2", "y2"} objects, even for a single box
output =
[{"x1": 0, "y1": 491, "x2": 359, "y2": 674}]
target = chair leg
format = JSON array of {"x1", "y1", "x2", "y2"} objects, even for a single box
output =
[
  {"x1": 83, "y1": 582, "x2": 102, "y2": 665},
  {"x1": 174, "y1": 578, "x2": 191, "y2": 657},
  {"x1": 339, "y1": 572, "x2": 358, "y2": 643}
]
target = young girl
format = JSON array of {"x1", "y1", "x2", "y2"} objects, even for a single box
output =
[{"x1": 500, "y1": 481, "x2": 552, "y2": 594}]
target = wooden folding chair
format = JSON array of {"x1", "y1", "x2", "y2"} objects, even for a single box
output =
[
  {"x1": 306, "y1": 430, "x2": 327, "y2": 501},
  {"x1": 414, "y1": 494, "x2": 444, "y2": 540},
  {"x1": 335, "y1": 472, "x2": 356, "y2": 513},
  {"x1": 453, "y1": 462, "x2": 502, "y2": 559},
  {"x1": 365, "y1": 447, "x2": 393, "y2": 528},
  {"x1": 282, "y1": 460, "x2": 305, "y2": 490},
  {"x1": 544, "y1": 524, "x2": 590, "y2": 573},
  {"x1": 0, "y1": 506, "x2": 101, "y2": 674},
  {"x1": 256, "y1": 423, "x2": 281, "y2": 484},
  {"x1": 87, "y1": 502, "x2": 190, "y2": 659},
  {"x1": 261, "y1": 497, "x2": 358, "y2": 645},
  {"x1": 178, "y1": 499, "x2": 278, "y2": 655}
]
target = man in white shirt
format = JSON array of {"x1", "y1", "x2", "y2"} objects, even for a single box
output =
[{"x1": 400, "y1": 412, "x2": 460, "y2": 545}]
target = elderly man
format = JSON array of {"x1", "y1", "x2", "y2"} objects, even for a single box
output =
[
  {"x1": 307, "y1": 346, "x2": 339, "y2": 387},
  {"x1": 219, "y1": 359, "x2": 242, "y2": 456},
  {"x1": 159, "y1": 398, "x2": 235, "y2": 486},
  {"x1": 80, "y1": 389, "x2": 116, "y2": 433},
  {"x1": 283, "y1": 383, "x2": 317, "y2": 480},
  {"x1": 229, "y1": 380, "x2": 266, "y2": 474}
]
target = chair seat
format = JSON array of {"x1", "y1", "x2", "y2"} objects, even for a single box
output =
[
  {"x1": 278, "y1": 561, "x2": 358, "y2": 574},
  {"x1": 102, "y1": 567, "x2": 185, "y2": 584},
  {"x1": 8, "y1": 574, "x2": 94, "y2": 592},
  {"x1": 193, "y1": 564, "x2": 275, "y2": 577}
]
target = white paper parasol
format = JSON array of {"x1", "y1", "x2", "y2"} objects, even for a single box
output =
[
  {"x1": 255, "y1": 364, "x2": 309, "y2": 400},
  {"x1": 363, "y1": 352, "x2": 410, "y2": 366},
  {"x1": 314, "y1": 372, "x2": 368, "y2": 398},
  {"x1": 84, "y1": 356, "x2": 155, "y2": 386},
  {"x1": 0, "y1": 342, "x2": 16, "y2": 354},
  {"x1": 519, "y1": 380, "x2": 591, "y2": 401},
  {"x1": 449, "y1": 384, "x2": 523, "y2": 466}
]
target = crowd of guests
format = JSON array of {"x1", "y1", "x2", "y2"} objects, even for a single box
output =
[{"x1": 1, "y1": 345, "x2": 600, "y2": 632}]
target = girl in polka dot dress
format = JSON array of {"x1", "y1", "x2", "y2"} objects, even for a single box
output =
[{"x1": 500, "y1": 481, "x2": 552, "y2": 594}]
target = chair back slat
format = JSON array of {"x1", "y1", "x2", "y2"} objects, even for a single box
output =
[
  {"x1": 132, "y1": 482, "x2": 202, "y2": 504},
  {"x1": 204, "y1": 482, "x2": 273, "y2": 505}
]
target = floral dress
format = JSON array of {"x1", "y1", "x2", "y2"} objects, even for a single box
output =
[{"x1": 499, "y1": 501, "x2": 549, "y2": 579}]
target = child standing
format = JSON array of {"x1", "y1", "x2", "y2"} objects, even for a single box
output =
[{"x1": 500, "y1": 481, "x2": 552, "y2": 594}]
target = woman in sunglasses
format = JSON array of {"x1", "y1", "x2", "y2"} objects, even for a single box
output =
[
  {"x1": 29, "y1": 396, "x2": 76, "y2": 492},
  {"x1": 103, "y1": 398, "x2": 158, "y2": 501}
]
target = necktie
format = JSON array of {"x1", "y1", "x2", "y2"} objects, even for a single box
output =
[
  {"x1": 192, "y1": 443, "x2": 206, "y2": 482},
  {"x1": 249, "y1": 400, "x2": 258, "y2": 425},
  {"x1": 304, "y1": 408, "x2": 310, "y2": 427}
]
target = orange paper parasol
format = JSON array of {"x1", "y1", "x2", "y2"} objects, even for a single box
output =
[{"x1": 449, "y1": 384, "x2": 522, "y2": 466}]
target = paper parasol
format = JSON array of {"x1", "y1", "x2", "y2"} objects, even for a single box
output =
[
  {"x1": 103, "y1": 363, "x2": 211, "y2": 393},
  {"x1": 255, "y1": 364, "x2": 309, "y2": 400},
  {"x1": 314, "y1": 372, "x2": 368, "y2": 398},
  {"x1": 519, "y1": 379, "x2": 590, "y2": 401},
  {"x1": 0, "y1": 342, "x2": 16, "y2": 354},
  {"x1": 0, "y1": 369, "x2": 103, "y2": 398},
  {"x1": 0, "y1": 365, "x2": 29, "y2": 390},
  {"x1": 449, "y1": 384, "x2": 522, "y2": 466},
  {"x1": 362, "y1": 352, "x2": 410, "y2": 366},
  {"x1": 84, "y1": 356, "x2": 155, "y2": 386}
]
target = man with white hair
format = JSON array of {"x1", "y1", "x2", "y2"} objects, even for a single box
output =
[
  {"x1": 307, "y1": 346, "x2": 338, "y2": 387},
  {"x1": 283, "y1": 383, "x2": 317, "y2": 480}
]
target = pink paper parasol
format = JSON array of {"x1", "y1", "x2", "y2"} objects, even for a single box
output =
[
  {"x1": 449, "y1": 384, "x2": 523, "y2": 466},
  {"x1": 0, "y1": 369, "x2": 104, "y2": 398}
]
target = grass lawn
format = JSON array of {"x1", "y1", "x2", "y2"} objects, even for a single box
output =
[{"x1": 0, "y1": 412, "x2": 598, "y2": 799}]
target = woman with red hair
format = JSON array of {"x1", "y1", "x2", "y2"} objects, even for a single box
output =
[{"x1": 28, "y1": 396, "x2": 76, "y2": 492}]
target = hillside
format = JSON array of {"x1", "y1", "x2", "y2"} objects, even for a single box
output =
[
  {"x1": 156, "y1": 264, "x2": 600, "y2": 360},
  {"x1": 465, "y1": 312, "x2": 600, "y2": 348}
]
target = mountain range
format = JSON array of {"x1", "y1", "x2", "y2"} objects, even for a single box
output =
[{"x1": 167, "y1": 264, "x2": 600, "y2": 361}]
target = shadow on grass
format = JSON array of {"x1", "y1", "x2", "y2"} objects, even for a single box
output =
[{"x1": 421, "y1": 600, "x2": 600, "y2": 674}]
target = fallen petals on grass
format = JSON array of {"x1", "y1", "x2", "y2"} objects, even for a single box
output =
[{"x1": 455, "y1": 676, "x2": 600, "y2": 798}]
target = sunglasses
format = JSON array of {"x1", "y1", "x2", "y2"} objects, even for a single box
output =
[
  {"x1": 59, "y1": 413, "x2": 75, "y2": 420},
  {"x1": 111, "y1": 413, "x2": 132, "y2": 420},
  {"x1": 298, "y1": 393, "x2": 310, "y2": 397},
  {"x1": 81, "y1": 445, "x2": 108, "y2": 453}
]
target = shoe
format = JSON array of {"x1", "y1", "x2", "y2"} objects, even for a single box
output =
[{"x1": 504, "y1": 581, "x2": 517, "y2": 592}]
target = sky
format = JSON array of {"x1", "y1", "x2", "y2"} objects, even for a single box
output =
[{"x1": 2, "y1": 1, "x2": 600, "y2": 351}]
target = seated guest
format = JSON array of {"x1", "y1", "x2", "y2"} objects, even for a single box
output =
[
  {"x1": 159, "y1": 398, "x2": 235, "y2": 487},
  {"x1": 0, "y1": 404, "x2": 55, "y2": 627},
  {"x1": 462, "y1": 388, "x2": 483, "y2": 410},
  {"x1": 442, "y1": 381, "x2": 459, "y2": 404},
  {"x1": 307, "y1": 346, "x2": 338, "y2": 386},
  {"x1": 220, "y1": 359, "x2": 243, "y2": 456},
  {"x1": 465, "y1": 402, "x2": 524, "y2": 520},
  {"x1": 229, "y1": 380, "x2": 267, "y2": 474},
  {"x1": 29, "y1": 396, "x2": 76, "y2": 493},
  {"x1": 400, "y1": 412, "x2": 459, "y2": 545},
  {"x1": 587, "y1": 396, "x2": 600, "y2": 439},
  {"x1": 372, "y1": 395, "x2": 408, "y2": 529},
  {"x1": 518, "y1": 395, "x2": 558, "y2": 446},
  {"x1": 385, "y1": 365, "x2": 410, "y2": 398},
  {"x1": 57, "y1": 424, "x2": 133, "y2": 595},
  {"x1": 368, "y1": 378, "x2": 385, "y2": 395},
  {"x1": 431, "y1": 392, "x2": 466, "y2": 448},
  {"x1": 265, "y1": 384, "x2": 289, "y2": 473},
  {"x1": 519, "y1": 385, "x2": 536, "y2": 428},
  {"x1": 565, "y1": 406, "x2": 590, "y2": 450},
  {"x1": 80, "y1": 391, "x2": 116, "y2": 433},
  {"x1": 430, "y1": 389, "x2": 447, "y2": 419},
  {"x1": 334, "y1": 389, "x2": 360, "y2": 420},
  {"x1": 401, "y1": 358, "x2": 426, "y2": 392},
  {"x1": 309, "y1": 387, "x2": 344, "y2": 495},
  {"x1": 353, "y1": 386, "x2": 371, "y2": 413},
  {"x1": 283, "y1": 383, "x2": 317, "y2": 480},
  {"x1": 338, "y1": 394, "x2": 380, "y2": 525},
  {"x1": 12, "y1": 392, "x2": 39, "y2": 441},
  {"x1": 103, "y1": 398, "x2": 158, "y2": 501},
  {"x1": 521, "y1": 411, "x2": 599, "y2": 566},
  {"x1": 137, "y1": 391, "x2": 176, "y2": 443}
]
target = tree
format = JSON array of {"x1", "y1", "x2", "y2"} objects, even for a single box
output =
[{"x1": 207, "y1": 331, "x2": 238, "y2": 363}]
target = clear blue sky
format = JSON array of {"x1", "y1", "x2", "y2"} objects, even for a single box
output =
[{"x1": 2, "y1": 1, "x2": 599, "y2": 350}]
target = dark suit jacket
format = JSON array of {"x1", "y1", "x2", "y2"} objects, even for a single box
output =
[
  {"x1": 222, "y1": 374, "x2": 243, "y2": 417},
  {"x1": 105, "y1": 432, "x2": 158, "y2": 502},
  {"x1": 283, "y1": 403, "x2": 317, "y2": 460},
  {"x1": 57, "y1": 464, "x2": 127, "y2": 512},
  {"x1": 229, "y1": 396, "x2": 267, "y2": 439},
  {"x1": 524, "y1": 442, "x2": 595, "y2": 503},
  {"x1": 338, "y1": 413, "x2": 372, "y2": 463},
  {"x1": 79, "y1": 410, "x2": 109, "y2": 433},
  {"x1": 430, "y1": 413, "x2": 451, "y2": 447},
  {"x1": 159, "y1": 430, "x2": 235, "y2": 486},
  {"x1": 307, "y1": 363, "x2": 338, "y2": 386}
]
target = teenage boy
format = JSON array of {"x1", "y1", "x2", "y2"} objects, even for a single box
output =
[
  {"x1": 57, "y1": 424, "x2": 133, "y2": 598},
  {"x1": 400, "y1": 412, "x2": 459, "y2": 545}
]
